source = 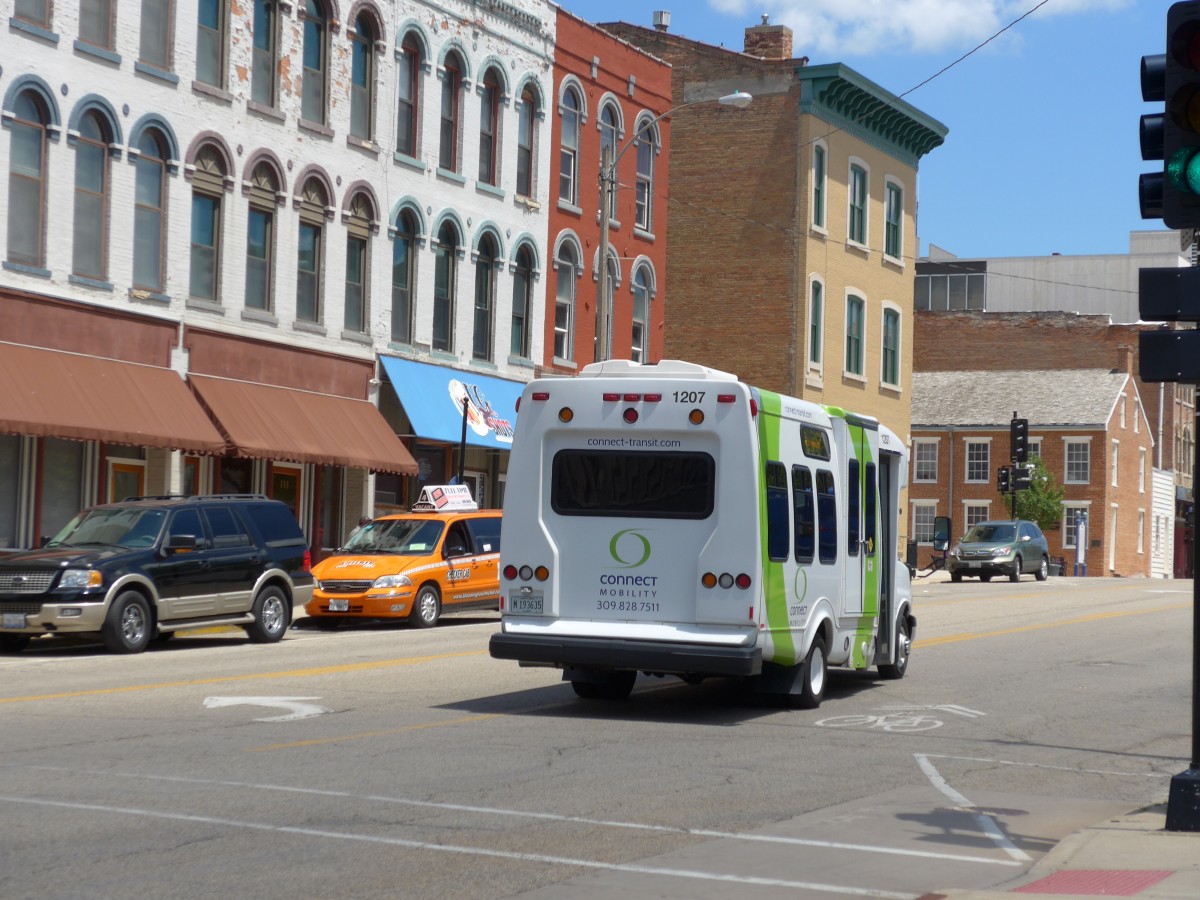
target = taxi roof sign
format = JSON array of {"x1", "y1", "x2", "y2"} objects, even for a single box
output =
[{"x1": 411, "y1": 484, "x2": 478, "y2": 512}]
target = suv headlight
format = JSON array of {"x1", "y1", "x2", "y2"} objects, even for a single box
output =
[
  {"x1": 993, "y1": 546, "x2": 1012, "y2": 558},
  {"x1": 950, "y1": 547, "x2": 961, "y2": 558},
  {"x1": 59, "y1": 569, "x2": 103, "y2": 589},
  {"x1": 372, "y1": 574, "x2": 413, "y2": 589}
]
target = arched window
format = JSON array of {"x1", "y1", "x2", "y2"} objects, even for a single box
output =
[
  {"x1": 881, "y1": 306, "x2": 900, "y2": 387},
  {"x1": 554, "y1": 242, "x2": 577, "y2": 361},
  {"x1": 344, "y1": 192, "x2": 373, "y2": 333},
  {"x1": 245, "y1": 161, "x2": 277, "y2": 311},
  {"x1": 808, "y1": 280, "x2": 823, "y2": 368},
  {"x1": 511, "y1": 245, "x2": 533, "y2": 359},
  {"x1": 133, "y1": 129, "x2": 168, "y2": 292},
  {"x1": 631, "y1": 265, "x2": 650, "y2": 363},
  {"x1": 473, "y1": 234, "x2": 497, "y2": 361},
  {"x1": 433, "y1": 222, "x2": 458, "y2": 351},
  {"x1": 396, "y1": 34, "x2": 421, "y2": 156},
  {"x1": 6, "y1": 90, "x2": 50, "y2": 267},
  {"x1": 845, "y1": 294, "x2": 865, "y2": 377},
  {"x1": 301, "y1": 0, "x2": 328, "y2": 125},
  {"x1": 440, "y1": 52, "x2": 463, "y2": 172},
  {"x1": 189, "y1": 144, "x2": 226, "y2": 302},
  {"x1": 517, "y1": 85, "x2": 536, "y2": 198},
  {"x1": 391, "y1": 210, "x2": 417, "y2": 344},
  {"x1": 558, "y1": 86, "x2": 580, "y2": 204},
  {"x1": 478, "y1": 68, "x2": 501, "y2": 185},
  {"x1": 634, "y1": 121, "x2": 657, "y2": 231},
  {"x1": 296, "y1": 177, "x2": 327, "y2": 322},
  {"x1": 73, "y1": 110, "x2": 112, "y2": 281},
  {"x1": 599, "y1": 103, "x2": 619, "y2": 217},
  {"x1": 251, "y1": 0, "x2": 279, "y2": 107},
  {"x1": 595, "y1": 251, "x2": 617, "y2": 361},
  {"x1": 350, "y1": 14, "x2": 377, "y2": 140}
]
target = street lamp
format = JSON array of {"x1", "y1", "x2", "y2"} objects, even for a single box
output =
[{"x1": 594, "y1": 90, "x2": 753, "y2": 362}]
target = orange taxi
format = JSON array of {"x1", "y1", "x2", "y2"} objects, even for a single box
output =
[{"x1": 305, "y1": 485, "x2": 501, "y2": 629}]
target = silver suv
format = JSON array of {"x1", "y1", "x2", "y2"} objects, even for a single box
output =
[{"x1": 947, "y1": 520, "x2": 1050, "y2": 583}]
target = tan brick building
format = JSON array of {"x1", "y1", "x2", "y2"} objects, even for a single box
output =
[{"x1": 598, "y1": 17, "x2": 947, "y2": 452}]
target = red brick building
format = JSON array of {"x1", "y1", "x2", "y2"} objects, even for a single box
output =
[{"x1": 545, "y1": 9, "x2": 672, "y2": 371}]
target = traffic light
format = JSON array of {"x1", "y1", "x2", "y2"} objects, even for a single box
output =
[
  {"x1": 997, "y1": 466, "x2": 1011, "y2": 493},
  {"x1": 1010, "y1": 416, "x2": 1029, "y2": 464},
  {"x1": 1013, "y1": 465, "x2": 1032, "y2": 491},
  {"x1": 1139, "y1": 267, "x2": 1200, "y2": 382},
  {"x1": 1141, "y1": 2, "x2": 1200, "y2": 228}
]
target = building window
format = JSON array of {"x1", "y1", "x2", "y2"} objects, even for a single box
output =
[
  {"x1": 599, "y1": 102, "x2": 619, "y2": 217},
  {"x1": 245, "y1": 162, "x2": 277, "y2": 312},
  {"x1": 808, "y1": 280, "x2": 823, "y2": 368},
  {"x1": 344, "y1": 192, "x2": 372, "y2": 333},
  {"x1": 1120, "y1": 394, "x2": 1127, "y2": 429},
  {"x1": 848, "y1": 163, "x2": 867, "y2": 245},
  {"x1": 439, "y1": 52, "x2": 463, "y2": 172},
  {"x1": 517, "y1": 85, "x2": 537, "y2": 199},
  {"x1": 881, "y1": 306, "x2": 900, "y2": 387},
  {"x1": 252, "y1": 0, "x2": 278, "y2": 107},
  {"x1": 478, "y1": 69, "x2": 500, "y2": 186},
  {"x1": 912, "y1": 502, "x2": 936, "y2": 543},
  {"x1": 132, "y1": 129, "x2": 168, "y2": 293},
  {"x1": 396, "y1": 35, "x2": 421, "y2": 157},
  {"x1": 189, "y1": 145, "x2": 225, "y2": 302},
  {"x1": 472, "y1": 234, "x2": 497, "y2": 361},
  {"x1": 554, "y1": 242, "x2": 577, "y2": 361},
  {"x1": 914, "y1": 272, "x2": 987, "y2": 311},
  {"x1": 301, "y1": 0, "x2": 328, "y2": 125},
  {"x1": 296, "y1": 178, "x2": 327, "y2": 323},
  {"x1": 15, "y1": 0, "x2": 51, "y2": 28},
  {"x1": 6, "y1": 90, "x2": 50, "y2": 268},
  {"x1": 885, "y1": 181, "x2": 903, "y2": 259},
  {"x1": 1140, "y1": 448, "x2": 1147, "y2": 492},
  {"x1": 350, "y1": 14, "x2": 376, "y2": 141},
  {"x1": 631, "y1": 264, "x2": 650, "y2": 363},
  {"x1": 1063, "y1": 506, "x2": 1089, "y2": 549},
  {"x1": 1029, "y1": 437, "x2": 1043, "y2": 460},
  {"x1": 80, "y1": 0, "x2": 116, "y2": 50},
  {"x1": 812, "y1": 143, "x2": 826, "y2": 229},
  {"x1": 1066, "y1": 439, "x2": 1090, "y2": 483},
  {"x1": 559, "y1": 86, "x2": 580, "y2": 204},
  {"x1": 634, "y1": 120, "x2": 656, "y2": 231},
  {"x1": 391, "y1": 210, "x2": 417, "y2": 344},
  {"x1": 1111, "y1": 440, "x2": 1119, "y2": 487},
  {"x1": 844, "y1": 294, "x2": 864, "y2": 377},
  {"x1": 73, "y1": 111, "x2": 112, "y2": 282},
  {"x1": 140, "y1": 0, "x2": 174, "y2": 71},
  {"x1": 965, "y1": 503, "x2": 990, "y2": 528},
  {"x1": 196, "y1": 0, "x2": 227, "y2": 88},
  {"x1": 511, "y1": 245, "x2": 532, "y2": 359},
  {"x1": 966, "y1": 440, "x2": 989, "y2": 483},
  {"x1": 433, "y1": 222, "x2": 458, "y2": 352},
  {"x1": 913, "y1": 440, "x2": 938, "y2": 482}
]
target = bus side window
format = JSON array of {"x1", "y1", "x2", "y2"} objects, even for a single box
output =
[
  {"x1": 816, "y1": 469, "x2": 837, "y2": 564},
  {"x1": 847, "y1": 459, "x2": 860, "y2": 557},
  {"x1": 792, "y1": 465, "x2": 815, "y2": 564},
  {"x1": 765, "y1": 461, "x2": 790, "y2": 562},
  {"x1": 865, "y1": 462, "x2": 876, "y2": 555}
]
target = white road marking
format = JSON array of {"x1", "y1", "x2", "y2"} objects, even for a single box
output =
[
  {"x1": 922, "y1": 753, "x2": 1173, "y2": 779},
  {"x1": 202, "y1": 696, "x2": 330, "y2": 721},
  {"x1": 0, "y1": 794, "x2": 912, "y2": 898},
  {"x1": 10, "y1": 765, "x2": 1023, "y2": 867},
  {"x1": 915, "y1": 754, "x2": 1032, "y2": 862}
]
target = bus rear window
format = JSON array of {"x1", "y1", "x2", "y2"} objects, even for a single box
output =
[{"x1": 551, "y1": 450, "x2": 715, "y2": 519}]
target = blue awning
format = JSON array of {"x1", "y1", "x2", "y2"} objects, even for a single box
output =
[{"x1": 379, "y1": 356, "x2": 522, "y2": 450}]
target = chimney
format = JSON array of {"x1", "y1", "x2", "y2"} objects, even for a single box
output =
[
  {"x1": 652, "y1": 10, "x2": 670, "y2": 32},
  {"x1": 744, "y1": 14, "x2": 793, "y2": 60},
  {"x1": 1117, "y1": 343, "x2": 1134, "y2": 376}
]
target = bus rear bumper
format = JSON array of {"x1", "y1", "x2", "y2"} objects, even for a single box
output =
[{"x1": 488, "y1": 632, "x2": 762, "y2": 677}]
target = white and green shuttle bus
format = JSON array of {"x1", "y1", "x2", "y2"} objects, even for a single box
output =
[{"x1": 489, "y1": 360, "x2": 914, "y2": 706}]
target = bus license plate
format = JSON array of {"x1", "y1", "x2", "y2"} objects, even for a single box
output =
[
  {"x1": 3, "y1": 613, "x2": 26, "y2": 629},
  {"x1": 328, "y1": 599, "x2": 349, "y2": 612},
  {"x1": 509, "y1": 592, "x2": 543, "y2": 615}
]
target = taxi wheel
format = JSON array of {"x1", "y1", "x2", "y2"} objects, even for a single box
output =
[{"x1": 410, "y1": 585, "x2": 441, "y2": 629}]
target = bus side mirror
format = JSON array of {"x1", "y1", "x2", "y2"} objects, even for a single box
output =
[{"x1": 932, "y1": 515, "x2": 951, "y2": 552}]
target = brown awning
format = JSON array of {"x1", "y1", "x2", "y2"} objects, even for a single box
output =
[
  {"x1": 0, "y1": 342, "x2": 226, "y2": 453},
  {"x1": 189, "y1": 374, "x2": 418, "y2": 475}
]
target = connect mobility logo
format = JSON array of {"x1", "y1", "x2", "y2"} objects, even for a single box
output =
[
  {"x1": 598, "y1": 529, "x2": 658, "y2": 597},
  {"x1": 609, "y1": 529, "x2": 651, "y2": 568}
]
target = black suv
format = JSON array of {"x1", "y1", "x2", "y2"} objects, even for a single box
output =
[{"x1": 0, "y1": 495, "x2": 314, "y2": 654}]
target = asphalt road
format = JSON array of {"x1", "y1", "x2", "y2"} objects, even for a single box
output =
[{"x1": 0, "y1": 575, "x2": 1192, "y2": 899}]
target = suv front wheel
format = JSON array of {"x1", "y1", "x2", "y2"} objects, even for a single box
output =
[
  {"x1": 102, "y1": 591, "x2": 153, "y2": 654},
  {"x1": 246, "y1": 585, "x2": 290, "y2": 643}
]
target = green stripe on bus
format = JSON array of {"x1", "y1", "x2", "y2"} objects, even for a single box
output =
[{"x1": 756, "y1": 390, "x2": 795, "y2": 664}]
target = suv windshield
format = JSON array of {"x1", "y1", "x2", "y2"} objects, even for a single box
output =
[
  {"x1": 343, "y1": 518, "x2": 445, "y2": 555},
  {"x1": 963, "y1": 523, "x2": 1015, "y2": 543},
  {"x1": 47, "y1": 507, "x2": 167, "y2": 549}
]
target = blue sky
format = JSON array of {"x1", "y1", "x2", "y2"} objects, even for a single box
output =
[{"x1": 558, "y1": 0, "x2": 1173, "y2": 260}]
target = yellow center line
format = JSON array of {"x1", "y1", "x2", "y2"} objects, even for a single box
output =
[
  {"x1": 0, "y1": 649, "x2": 487, "y2": 705},
  {"x1": 914, "y1": 602, "x2": 1190, "y2": 648}
]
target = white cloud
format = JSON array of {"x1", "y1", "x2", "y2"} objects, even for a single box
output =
[{"x1": 711, "y1": 0, "x2": 1134, "y2": 57}]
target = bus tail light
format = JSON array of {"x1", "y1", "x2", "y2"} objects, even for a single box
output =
[
  {"x1": 689, "y1": 409, "x2": 705, "y2": 425},
  {"x1": 559, "y1": 407, "x2": 574, "y2": 423},
  {"x1": 504, "y1": 564, "x2": 550, "y2": 582}
]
